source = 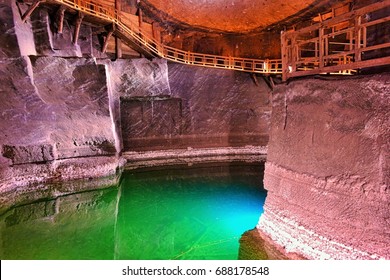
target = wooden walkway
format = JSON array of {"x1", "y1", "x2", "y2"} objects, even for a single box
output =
[
  {"x1": 21, "y1": 0, "x2": 390, "y2": 81},
  {"x1": 281, "y1": 0, "x2": 390, "y2": 81}
]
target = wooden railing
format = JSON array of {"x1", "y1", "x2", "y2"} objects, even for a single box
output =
[
  {"x1": 48, "y1": 0, "x2": 282, "y2": 74},
  {"x1": 281, "y1": 0, "x2": 390, "y2": 80},
  {"x1": 29, "y1": 0, "x2": 390, "y2": 79}
]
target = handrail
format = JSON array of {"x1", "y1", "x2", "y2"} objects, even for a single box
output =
[
  {"x1": 27, "y1": 0, "x2": 390, "y2": 79},
  {"x1": 281, "y1": 0, "x2": 390, "y2": 80},
  {"x1": 48, "y1": 0, "x2": 282, "y2": 74}
]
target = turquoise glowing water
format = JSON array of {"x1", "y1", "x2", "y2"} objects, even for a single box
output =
[{"x1": 0, "y1": 163, "x2": 266, "y2": 260}]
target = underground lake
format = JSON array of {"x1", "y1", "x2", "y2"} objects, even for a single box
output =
[{"x1": 0, "y1": 162, "x2": 267, "y2": 260}]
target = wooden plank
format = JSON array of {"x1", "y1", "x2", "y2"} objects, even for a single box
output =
[
  {"x1": 281, "y1": 31, "x2": 289, "y2": 81},
  {"x1": 354, "y1": 15, "x2": 362, "y2": 62},
  {"x1": 362, "y1": 15, "x2": 390, "y2": 28},
  {"x1": 291, "y1": 0, "x2": 390, "y2": 36},
  {"x1": 323, "y1": 26, "x2": 354, "y2": 38},
  {"x1": 360, "y1": 42, "x2": 390, "y2": 52},
  {"x1": 287, "y1": 56, "x2": 390, "y2": 79},
  {"x1": 319, "y1": 27, "x2": 324, "y2": 68}
]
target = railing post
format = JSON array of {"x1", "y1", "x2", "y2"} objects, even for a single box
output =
[
  {"x1": 319, "y1": 27, "x2": 324, "y2": 69},
  {"x1": 264, "y1": 59, "x2": 269, "y2": 73},
  {"x1": 291, "y1": 34, "x2": 297, "y2": 73},
  {"x1": 354, "y1": 15, "x2": 362, "y2": 62},
  {"x1": 281, "y1": 31, "x2": 288, "y2": 81}
]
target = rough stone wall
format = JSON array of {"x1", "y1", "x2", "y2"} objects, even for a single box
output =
[
  {"x1": 0, "y1": 1, "x2": 271, "y2": 212},
  {"x1": 118, "y1": 61, "x2": 271, "y2": 151},
  {"x1": 0, "y1": 0, "x2": 121, "y2": 211},
  {"x1": 258, "y1": 75, "x2": 390, "y2": 259}
]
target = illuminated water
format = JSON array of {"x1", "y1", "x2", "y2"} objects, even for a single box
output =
[{"x1": 0, "y1": 162, "x2": 266, "y2": 260}]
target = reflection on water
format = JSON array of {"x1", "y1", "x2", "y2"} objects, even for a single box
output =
[{"x1": 0, "y1": 162, "x2": 266, "y2": 260}]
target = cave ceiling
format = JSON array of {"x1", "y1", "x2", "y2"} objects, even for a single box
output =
[{"x1": 141, "y1": 0, "x2": 325, "y2": 33}]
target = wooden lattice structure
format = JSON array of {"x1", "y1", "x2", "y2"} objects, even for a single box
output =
[
  {"x1": 281, "y1": 0, "x2": 390, "y2": 80},
  {"x1": 20, "y1": 0, "x2": 390, "y2": 81}
]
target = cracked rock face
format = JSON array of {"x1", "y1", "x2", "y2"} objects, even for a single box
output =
[
  {"x1": 118, "y1": 60, "x2": 272, "y2": 151},
  {"x1": 112, "y1": 58, "x2": 171, "y2": 97},
  {"x1": 0, "y1": 56, "x2": 115, "y2": 165},
  {"x1": 0, "y1": 0, "x2": 21, "y2": 58},
  {"x1": 258, "y1": 74, "x2": 390, "y2": 259}
]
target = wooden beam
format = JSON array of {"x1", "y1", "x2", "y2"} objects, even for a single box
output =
[
  {"x1": 72, "y1": 11, "x2": 84, "y2": 45},
  {"x1": 21, "y1": 0, "x2": 43, "y2": 23},
  {"x1": 319, "y1": 27, "x2": 324, "y2": 68},
  {"x1": 115, "y1": 0, "x2": 122, "y2": 58},
  {"x1": 354, "y1": 15, "x2": 362, "y2": 62},
  {"x1": 55, "y1": 5, "x2": 66, "y2": 34},
  {"x1": 287, "y1": 56, "x2": 390, "y2": 79},
  {"x1": 102, "y1": 25, "x2": 115, "y2": 53},
  {"x1": 115, "y1": 37, "x2": 122, "y2": 58},
  {"x1": 281, "y1": 31, "x2": 288, "y2": 81},
  {"x1": 137, "y1": 6, "x2": 144, "y2": 57},
  {"x1": 290, "y1": 0, "x2": 390, "y2": 36},
  {"x1": 138, "y1": 8, "x2": 143, "y2": 27}
]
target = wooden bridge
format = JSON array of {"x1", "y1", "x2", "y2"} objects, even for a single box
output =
[{"x1": 21, "y1": 0, "x2": 390, "y2": 81}]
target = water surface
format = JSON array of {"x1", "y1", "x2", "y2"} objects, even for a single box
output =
[{"x1": 0, "y1": 162, "x2": 266, "y2": 259}]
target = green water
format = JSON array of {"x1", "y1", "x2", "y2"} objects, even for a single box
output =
[{"x1": 0, "y1": 162, "x2": 266, "y2": 260}]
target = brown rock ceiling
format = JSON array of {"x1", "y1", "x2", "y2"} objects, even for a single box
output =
[{"x1": 143, "y1": 0, "x2": 317, "y2": 33}]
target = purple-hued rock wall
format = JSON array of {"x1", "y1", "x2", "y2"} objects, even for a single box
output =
[
  {"x1": 0, "y1": 1, "x2": 270, "y2": 212},
  {"x1": 0, "y1": 1, "x2": 120, "y2": 209},
  {"x1": 0, "y1": 56, "x2": 116, "y2": 165},
  {"x1": 257, "y1": 75, "x2": 390, "y2": 259},
  {"x1": 119, "y1": 61, "x2": 271, "y2": 151}
]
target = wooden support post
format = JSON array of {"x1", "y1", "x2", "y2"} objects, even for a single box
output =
[
  {"x1": 325, "y1": 36, "x2": 329, "y2": 65},
  {"x1": 115, "y1": 0, "x2": 122, "y2": 59},
  {"x1": 102, "y1": 25, "x2": 115, "y2": 53},
  {"x1": 152, "y1": 22, "x2": 161, "y2": 43},
  {"x1": 115, "y1": 37, "x2": 122, "y2": 59},
  {"x1": 362, "y1": 26, "x2": 367, "y2": 48},
  {"x1": 138, "y1": 8, "x2": 143, "y2": 30},
  {"x1": 349, "y1": 30, "x2": 353, "y2": 51},
  {"x1": 56, "y1": 5, "x2": 66, "y2": 34},
  {"x1": 73, "y1": 11, "x2": 84, "y2": 45},
  {"x1": 137, "y1": 6, "x2": 145, "y2": 57},
  {"x1": 354, "y1": 15, "x2": 362, "y2": 62},
  {"x1": 152, "y1": 22, "x2": 162, "y2": 54},
  {"x1": 291, "y1": 34, "x2": 297, "y2": 73},
  {"x1": 21, "y1": 0, "x2": 42, "y2": 23},
  {"x1": 319, "y1": 27, "x2": 324, "y2": 68},
  {"x1": 281, "y1": 31, "x2": 288, "y2": 81}
]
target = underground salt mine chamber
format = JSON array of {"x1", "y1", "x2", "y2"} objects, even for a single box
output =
[{"x1": 0, "y1": 0, "x2": 389, "y2": 260}]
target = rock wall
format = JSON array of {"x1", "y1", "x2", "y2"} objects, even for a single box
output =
[
  {"x1": 257, "y1": 75, "x2": 390, "y2": 259},
  {"x1": 0, "y1": 1, "x2": 270, "y2": 212},
  {"x1": 119, "y1": 62, "x2": 271, "y2": 151},
  {"x1": 0, "y1": 0, "x2": 121, "y2": 211}
]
